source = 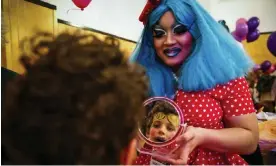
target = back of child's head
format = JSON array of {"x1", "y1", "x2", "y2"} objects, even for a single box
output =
[{"x1": 2, "y1": 31, "x2": 148, "y2": 165}]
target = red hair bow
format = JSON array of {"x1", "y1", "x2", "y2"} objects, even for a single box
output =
[{"x1": 139, "y1": 0, "x2": 161, "y2": 25}]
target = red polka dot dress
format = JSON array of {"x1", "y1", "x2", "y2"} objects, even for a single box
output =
[
  {"x1": 134, "y1": 144, "x2": 154, "y2": 165},
  {"x1": 134, "y1": 77, "x2": 256, "y2": 165}
]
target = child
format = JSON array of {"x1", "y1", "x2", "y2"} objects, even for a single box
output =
[
  {"x1": 2, "y1": 32, "x2": 148, "y2": 165},
  {"x1": 145, "y1": 101, "x2": 180, "y2": 142},
  {"x1": 135, "y1": 101, "x2": 180, "y2": 165}
]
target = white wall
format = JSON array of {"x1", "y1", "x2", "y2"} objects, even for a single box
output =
[
  {"x1": 211, "y1": 0, "x2": 276, "y2": 32},
  {"x1": 43, "y1": 0, "x2": 276, "y2": 41},
  {"x1": 43, "y1": 0, "x2": 213, "y2": 41},
  {"x1": 44, "y1": 0, "x2": 146, "y2": 41}
]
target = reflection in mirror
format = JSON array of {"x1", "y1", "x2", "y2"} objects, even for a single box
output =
[
  {"x1": 136, "y1": 97, "x2": 184, "y2": 159},
  {"x1": 140, "y1": 100, "x2": 180, "y2": 144}
]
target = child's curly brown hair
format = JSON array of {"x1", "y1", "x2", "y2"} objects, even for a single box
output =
[{"x1": 2, "y1": 32, "x2": 148, "y2": 165}]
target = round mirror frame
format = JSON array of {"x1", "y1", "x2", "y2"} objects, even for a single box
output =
[{"x1": 138, "y1": 97, "x2": 185, "y2": 147}]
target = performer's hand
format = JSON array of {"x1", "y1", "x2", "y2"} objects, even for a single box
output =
[{"x1": 155, "y1": 126, "x2": 204, "y2": 165}]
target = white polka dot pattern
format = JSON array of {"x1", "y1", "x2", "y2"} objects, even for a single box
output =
[{"x1": 133, "y1": 77, "x2": 252, "y2": 165}]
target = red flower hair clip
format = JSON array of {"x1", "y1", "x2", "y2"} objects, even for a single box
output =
[{"x1": 139, "y1": 0, "x2": 161, "y2": 25}]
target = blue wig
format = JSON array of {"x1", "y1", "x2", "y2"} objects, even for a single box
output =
[{"x1": 130, "y1": 0, "x2": 253, "y2": 97}]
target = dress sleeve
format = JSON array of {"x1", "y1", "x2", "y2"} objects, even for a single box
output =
[{"x1": 220, "y1": 77, "x2": 256, "y2": 117}]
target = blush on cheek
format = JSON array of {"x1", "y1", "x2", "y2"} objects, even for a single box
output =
[
  {"x1": 181, "y1": 32, "x2": 193, "y2": 44},
  {"x1": 149, "y1": 128, "x2": 157, "y2": 138}
]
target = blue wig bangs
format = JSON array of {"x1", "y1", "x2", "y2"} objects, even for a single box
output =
[
  {"x1": 130, "y1": 0, "x2": 253, "y2": 97},
  {"x1": 130, "y1": 27, "x2": 176, "y2": 97}
]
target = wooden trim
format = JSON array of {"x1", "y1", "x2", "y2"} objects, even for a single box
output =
[
  {"x1": 3, "y1": 0, "x2": 20, "y2": 70},
  {"x1": 24, "y1": 0, "x2": 56, "y2": 10},
  {"x1": 260, "y1": 31, "x2": 274, "y2": 35},
  {"x1": 53, "y1": 7, "x2": 58, "y2": 36},
  {"x1": 57, "y1": 19, "x2": 137, "y2": 44}
]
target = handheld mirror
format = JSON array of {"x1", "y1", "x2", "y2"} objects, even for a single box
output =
[{"x1": 136, "y1": 97, "x2": 185, "y2": 157}]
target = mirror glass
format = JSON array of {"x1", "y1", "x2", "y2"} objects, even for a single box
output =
[
  {"x1": 140, "y1": 99, "x2": 180, "y2": 143},
  {"x1": 136, "y1": 97, "x2": 184, "y2": 157}
]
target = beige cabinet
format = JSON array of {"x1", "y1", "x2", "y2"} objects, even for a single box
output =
[
  {"x1": 2, "y1": 0, "x2": 136, "y2": 74},
  {"x1": 2, "y1": 0, "x2": 57, "y2": 73}
]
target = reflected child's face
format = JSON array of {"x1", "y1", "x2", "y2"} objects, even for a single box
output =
[{"x1": 147, "y1": 112, "x2": 179, "y2": 142}]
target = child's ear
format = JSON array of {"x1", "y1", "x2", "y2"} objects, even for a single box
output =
[{"x1": 120, "y1": 138, "x2": 137, "y2": 165}]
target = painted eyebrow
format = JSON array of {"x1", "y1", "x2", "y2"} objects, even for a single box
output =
[
  {"x1": 172, "y1": 23, "x2": 185, "y2": 29},
  {"x1": 152, "y1": 25, "x2": 167, "y2": 35},
  {"x1": 153, "y1": 22, "x2": 182, "y2": 30},
  {"x1": 153, "y1": 28, "x2": 166, "y2": 33},
  {"x1": 172, "y1": 24, "x2": 182, "y2": 30},
  {"x1": 171, "y1": 22, "x2": 179, "y2": 28}
]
